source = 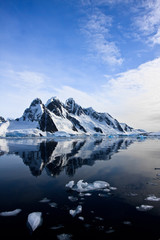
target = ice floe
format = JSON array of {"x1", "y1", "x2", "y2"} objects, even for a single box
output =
[
  {"x1": 69, "y1": 205, "x2": 82, "y2": 217},
  {"x1": 39, "y1": 197, "x2": 50, "y2": 203},
  {"x1": 136, "y1": 205, "x2": 153, "y2": 211},
  {"x1": 0, "y1": 209, "x2": 21, "y2": 216},
  {"x1": 57, "y1": 233, "x2": 72, "y2": 240},
  {"x1": 50, "y1": 224, "x2": 64, "y2": 230},
  {"x1": 66, "y1": 180, "x2": 111, "y2": 193},
  {"x1": 145, "y1": 195, "x2": 160, "y2": 201},
  {"x1": 27, "y1": 212, "x2": 42, "y2": 231},
  {"x1": 49, "y1": 202, "x2": 58, "y2": 208},
  {"x1": 66, "y1": 181, "x2": 75, "y2": 189},
  {"x1": 78, "y1": 216, "x2": 84, "y2": 221},
  {"x1": 68, "y1": 196, "x2": 78, "y2": 202}
]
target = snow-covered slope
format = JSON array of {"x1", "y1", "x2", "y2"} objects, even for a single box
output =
[{"x1": 0, "y1": 97, "x2": 145, "y2": 137}]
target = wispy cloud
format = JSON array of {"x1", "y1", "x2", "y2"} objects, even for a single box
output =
[
  {"x1": 81, "y1": 8, "x2": 123, "y2": 65},
  {"x1": 133, "y1": 0, "x2": 160, "y2": 46}
]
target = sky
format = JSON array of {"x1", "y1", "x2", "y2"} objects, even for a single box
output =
[{"x1": 0, "y1": 0, "x2": 160, "y2": 132}]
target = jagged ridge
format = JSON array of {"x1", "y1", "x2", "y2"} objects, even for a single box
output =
[{"x1": 16, "y1": 97, "x2": 140, "y2": 135}]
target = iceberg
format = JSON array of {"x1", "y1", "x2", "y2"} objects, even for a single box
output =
[
  {"x1": 27, "y1": 212, "x2": 42, "y2": 231},
  {"x1": 69, "y1": 205, "x2": 82, "y2": 217},
  {"x1": 0, "y1": 209, "x2": 21, "y2": 216}
]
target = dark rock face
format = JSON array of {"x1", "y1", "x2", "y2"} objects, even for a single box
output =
[
  {"x1": 94, "y1": 127, "x2": 103, "y2": 133},
  {"x1": 39, "y1": 110, "x2": 58, "y2": 133},
  {"x1": 65, "y1": 98, "x2": 84, "y2": 116},
  {"x1": 21, "y1": 98, "x2": 44, "y2": 122},
  {"x1": 66, "y1": 114, "x2": 86, "y2": 133},
  {"x1": 46, "y1": 98, "x2": 64, "y2": 117},
  {"x1": 30, "y1": 98, "x2": 43, "y2": 107},
  {"x1": 0, "y1": 116, "x2": 5, "y2": 123}
]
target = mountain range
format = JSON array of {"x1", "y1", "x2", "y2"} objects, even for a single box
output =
[{"x1": 0, "y1": 97, "x2": 145, "y2": 137}]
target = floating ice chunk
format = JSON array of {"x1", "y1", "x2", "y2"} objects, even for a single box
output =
[
  {"x1": 98, "y1": 193, "x2": 109, "y2": 197},
  {"x1": 128, "y1": 193, "x2": 138, "y2": 197},
  {"x1": 95, "y1": 216, "x2": 103, "y2": 221},
  {"x1": 136, "y1": 205, "x2": 153, "y2": 211},
  {"x1": 27, "y1": 212, "x2": 42, "y2": 231},
  {"x1": 39, "y1": 197, "x2": 50, "y2": 203},
  {"x1": 123, "y1": 221, "x2": 132, "y2": 225},
  {"x1": 0, "y1": 209, "x2": 21, "y2": 216},
  {"x1": 72, "y1": 180, "x2": 110, "y2": 192},
  {"x1": 68, "y1": 196, "x2": 78, "y2": 202},
  {"x1": 69, "y1": 205, "x2": 82, "y2": 217},
  {"x1": 49, "y1": 202, "x2": 57, "y2": 208},
  {"x1": 145, "y1": 195, "x2": 160, "y2": 201},
  {"x1": 106, "y1": 227, "x2": 115, "y2": 234},
  {"x1": 110, "y1": 187, "x2": 117, "y2": 190},
  {"x1": 65, "y1": 181, "x2": 75, "y2": 189},
  {"x1": 84, "y1": 193, "x2": 92, "y2": 196},
  {"x1": 50, "y1": 224, "x2": 64, "y2": 230},
  {"x1": 57, "y1": 233, "x2": 72, "y2": 240}
]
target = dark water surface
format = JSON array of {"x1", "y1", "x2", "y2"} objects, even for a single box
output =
[{"x1": 0, "y1": 136, "x2": 160, "y2": 239}]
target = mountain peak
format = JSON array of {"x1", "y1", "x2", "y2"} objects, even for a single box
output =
[
  {"x1": 30, "y1": 98, "x2": 43, "y2": 107},
  {"x1": 65, "y1": 98, "x2": 84, "y2": 116},
  {"x1": 45, "y1": 96, "x2": 60, "y2": 107}
]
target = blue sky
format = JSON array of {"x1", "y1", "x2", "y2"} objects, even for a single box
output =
[{"x1": 0, "y1": 0, "x2": 160, "y2": 131}]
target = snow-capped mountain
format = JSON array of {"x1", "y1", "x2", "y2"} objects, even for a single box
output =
[{"x1": 0, "y1": 97, "x2": 144, "y2": 137}]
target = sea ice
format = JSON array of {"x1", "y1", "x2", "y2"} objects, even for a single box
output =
[
  {"x1": 66, "y1": 180, "x2": 110, "y2": 193},
  {"x1": 27, "y1": 212, "x2": 42, "y2": 231},
  {"x1": 69, "y1": 205, "x2": 82, "y2": 217},
  {"x1": 0, "y1": 209, "x2": 21, "y2": 216},
  {"x1": 145, "y1": 195, "x2": 160, "y2": 201},
  {"x1": 136, "y1": 205, "x2": 153, "y2": 211}
]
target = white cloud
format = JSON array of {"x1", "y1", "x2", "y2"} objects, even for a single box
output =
[
  {"x1": 102, "y1": 57, "x2": 160, "y2": 131},
  {"x1": 54, "y1": 58, "x2": 160, "y2": 132},
  {"x1": 81, "y1": 9, "x2": 123, "y2": 65},
  {"x1": 134, "y1": 0, "x2": 160, "y2": 45}
]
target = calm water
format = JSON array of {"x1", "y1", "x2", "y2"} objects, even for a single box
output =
[{"x1": 0, "y1": 136, "x2": 160, "y2": 239}]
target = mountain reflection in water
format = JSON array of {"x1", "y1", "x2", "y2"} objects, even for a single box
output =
[{"x1": 0, "y1": 137, "x2": 136, "y2": 177}]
